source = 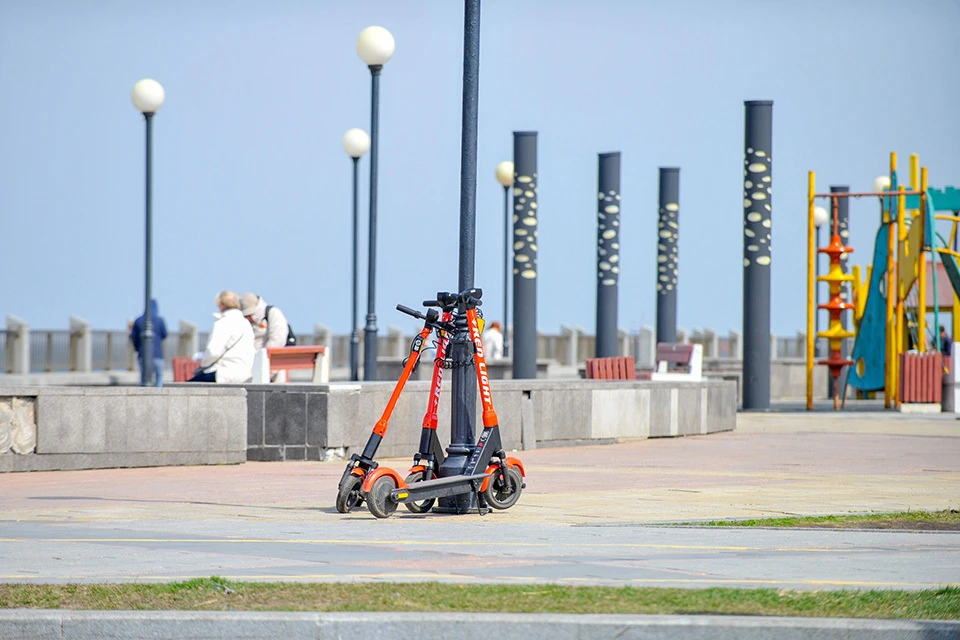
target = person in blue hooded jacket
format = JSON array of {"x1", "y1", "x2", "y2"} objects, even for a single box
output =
[{"x1": 130, "y1": 299, "x2": 168, "y2": 387}]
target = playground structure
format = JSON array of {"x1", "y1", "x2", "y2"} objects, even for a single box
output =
[{"x1": 805, "y1": 152, "x2": 960, "y2": 410}]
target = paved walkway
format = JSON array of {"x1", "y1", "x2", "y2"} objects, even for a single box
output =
[{"x1": 1, "y1": 411, "x2": 958, "y2": 588}]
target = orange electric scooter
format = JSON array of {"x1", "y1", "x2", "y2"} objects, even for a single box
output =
[
  {"x1": 335, "y1": 292, "x2": 459, "y2": 514},
  {"x1": 359, "y1": 288, "x2": 525, "y2": 519}
]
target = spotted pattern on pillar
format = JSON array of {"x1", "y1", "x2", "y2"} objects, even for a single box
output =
[
  {"x1": 743, "y1": 147, "x2": 772, "y2": 267},
  {"x1": 656, "y1": 202, "x2": 679, "y2": 292},
  {"x1": 598, "y1": 189, "x2": 621, "y2": 286},
  {"x1": 513, "y1": 172, "x2": 538, "y2": 280}
]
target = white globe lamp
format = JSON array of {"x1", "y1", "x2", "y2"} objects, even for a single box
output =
[
  {"x1": 495, "y1": 161, "x2": 514, "y2": 188},
  {"x1": 356, "y1": 26, "x2": 395, "y2": 67},
  {"x1": 342, "y1": 128, "x2": 371, "y2": 159},
  {"x1": 131, "y1": 79, "x2": 165, "y2": 114}
]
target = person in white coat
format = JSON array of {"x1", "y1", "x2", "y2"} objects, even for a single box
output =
[
  {"x1": 188, "y1": 291, "x2": 255, "y2": 383},
  {"x1": 482, "y1": 321, "x2": 504, "y2": 360}
]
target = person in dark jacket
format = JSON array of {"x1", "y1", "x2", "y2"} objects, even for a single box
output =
[{"x1": 130, "y1": 299, "x2": 168, "y2": 387}]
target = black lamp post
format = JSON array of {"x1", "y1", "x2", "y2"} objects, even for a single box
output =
[
  {"x1": 342, "y1": 128, "x2": 371, "y2": 382},
  {"x1": 496, "y1": 160, "x2": 514, "y2": 357},
  {"x1": 356, "y1": 25, "x2": 395, "y2": 381},
  {"x1": 131, "y1": 78, "x2": 165, "y2": 387},
  {"x1": 436, "y1": 0, "x2": 482, "y2": 514}
]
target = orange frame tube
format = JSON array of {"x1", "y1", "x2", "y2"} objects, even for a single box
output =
[
  {"x1": 372, "y1": 325, "x2": 432, "y2": 437},
  {"x1": 421, "y1": 311, "x2": 453, "y2": 431},
  {"x1": 465, "y1": 307, "x2": 499, "y2": 428}
]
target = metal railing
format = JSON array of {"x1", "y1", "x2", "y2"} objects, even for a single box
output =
[
  {"x1": 3, "y1": 325, "x2": 816, "y2": 374},
  {"x1": 29, "y1": 330, "x2": 72, "y2": 372},
  {"x1": 91, "y1": 330, "x2": 135, "y2": 371}
]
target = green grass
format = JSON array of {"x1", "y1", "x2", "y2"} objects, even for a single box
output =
[
  {"x1": 688, "y1": 509, "x2": 960, "y2": 530},
  {"x1": 0, "y1": 580, "x2": 958, "y2": 620}
]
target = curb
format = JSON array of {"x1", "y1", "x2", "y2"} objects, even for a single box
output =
[{"x1": 1, "y1": 611, "x2": 958, "y2": 639}]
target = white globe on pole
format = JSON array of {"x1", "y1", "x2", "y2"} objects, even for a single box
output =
[
  {"x1": 356, "y1": 26, "x2": 395, "y2": 66},
  {"x1": 495, "y1": 161, "x2": 514, "y2": 187},
  {"x1": 342, "y1": 128, "x2": 371, "y2": 158},
  {"x1": 873, "y1": 175, "x2": 891, "y2": 194},
  {"x1": 813, "y1": 206, "x2": 829, "y2": 228},
  {"x1": 131, "y1": 79, "x2": 165, "y2": 114}
]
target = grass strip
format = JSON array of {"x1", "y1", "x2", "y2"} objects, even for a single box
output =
[
  {"x1": 688, "y1": 510, "x2": 960, "y2": 530},
  {"x1": 1, "y1": 580, "x2": 958, "y2": 620}
]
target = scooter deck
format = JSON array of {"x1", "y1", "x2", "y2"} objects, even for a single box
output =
[{"x1": 391, "y1": 473, "x2": 489, "y2": 503}]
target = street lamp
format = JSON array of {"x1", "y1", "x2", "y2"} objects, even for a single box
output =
[
  {"x1": 495, "y1": 160, "x2": 513, "y2": 357},
  {"x1": 342, "y1": 128, "x2": 371, "y2": 382},
  {"x1": 356, "y1": 25, "x2": 395, "y2": 381},
  {"x1": 131, "y1": 78, "x2": 165, "y2": 387},
  {"x1": 813, "y1": 205, "x2": 829, "y2": 357}
]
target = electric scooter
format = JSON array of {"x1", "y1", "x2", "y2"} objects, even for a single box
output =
[
  {"x1": 335, "y1": 292, "x2": 459, "y2": 513},
  {"x1": 359, "y1": 288, "x2": 525, "y2": 518}
]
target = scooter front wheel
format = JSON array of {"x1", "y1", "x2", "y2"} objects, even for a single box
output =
[
  {"x1": 336, "y1": 474, "x2": 364, "y2": 513},
  {"x1": 367, "y1": 476, "x2": 399, "y2": 519},
  {"x1": 403, "y1": 471, "x2": 435, "y2": 514},
  {"x1": 484, "y1": 466, "x2": 523, "y2": 510}
]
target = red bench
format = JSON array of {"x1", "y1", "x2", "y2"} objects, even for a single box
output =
[
  {"x1": 262, "y1": 345, "x2": 328, "y2": 383},
  {"x1": 172, "y1": 357, "x2": 201, "y2": 382},
  {"x1": 267, "y1": 345, "x2": 326, "y2": 372},
  {"x1": 585, "y1": 356, "x2": 636, "y2": 380},
  {"x1": 638, "y1": 343, "x2": 703, "y2": 381}
]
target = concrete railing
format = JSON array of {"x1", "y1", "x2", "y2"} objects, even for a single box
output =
[{"x1": 2, "y1": 317, "x2": 828, "y2": 375}]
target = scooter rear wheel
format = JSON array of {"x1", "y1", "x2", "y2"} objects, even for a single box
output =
[
  {"x1": 336, "y1": 475, "x2": 363, "y2": 513},
  {"x1": 403, "y1": 471, "x2": 435, "y2": 513},
  {"x1": 368, "y1": 476, "x2": 399, "y2": 519},
  {"x1": 484, "y1": 466, "x2": 523, "y2": 510}
]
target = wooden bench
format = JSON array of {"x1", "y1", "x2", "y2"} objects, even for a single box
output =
[
  {"x1": 172, "y1": 357, "x2": 201, "y2": 382},
  {"x1": 638, "y1": 343, "x2": 703, "y2": 381},
  {"x1": 253, "y1": 345, "x2": 329, "y2": 383},
  {"x1": 585, "y1": 356, "x2": 636, "y2": 380}
]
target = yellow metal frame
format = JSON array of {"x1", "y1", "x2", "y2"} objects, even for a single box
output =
[
  {"x1": 804, "y1": 151, "x2": 942, "y2": 411},
  {"x1": 805, "y1": 172, "x2": 816, "y2": 410}
]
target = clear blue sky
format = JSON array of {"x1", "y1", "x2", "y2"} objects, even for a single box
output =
[{"x1": 2, "y1": 0, "x2": 959, "y2": 336}]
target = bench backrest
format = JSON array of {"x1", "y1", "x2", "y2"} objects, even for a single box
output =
[
  {"x1": 656, "y1": 343, "x2": 695, "y2": 363},
  {"x1": 585, "y1": 356, "x2": 636, "y2": 380}
]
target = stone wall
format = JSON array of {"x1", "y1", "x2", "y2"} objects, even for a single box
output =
[
  {"x1": 0, "y1": 387, "x2": 247, "y2": 472},
  {"x1": 245, "y1": 379, "x2": 737, "y2": 461}
]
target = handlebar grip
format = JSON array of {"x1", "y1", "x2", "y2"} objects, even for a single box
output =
[
  {"x1": 396, "y1": 304, "x2": 422, "y2": 319},
  {"x1": 422, "y1": 300, "x2": 440, "y2": 308}
]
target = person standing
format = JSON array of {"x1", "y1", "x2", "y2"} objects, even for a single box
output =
[
  {"x1": 482, "y1": 321, "x2": 504, "y2": 360},
  {"x1": 240, "y1": 293, "x2": 293, "y2": 350},
  {"x1": 940, "y1": 326, "x2": 953, "y2": 357},
  {"x1": 188, "y1": 290, "x2": 255, "y2": 383},
  {"x1": 130, "y1": 298, "x2": 167, "y2": 387}
]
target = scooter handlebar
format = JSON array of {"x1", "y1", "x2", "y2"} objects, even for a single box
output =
[
  {"x1": 396, "y1": 304, "x2": 423, "y2": 320},
  {"x1": 422, "y1": 300, "x2": 440, "y2": 308}
]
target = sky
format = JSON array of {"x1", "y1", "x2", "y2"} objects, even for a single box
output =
[{"x1": 2, "y1": 0, "x2": 959, "y2": 337}]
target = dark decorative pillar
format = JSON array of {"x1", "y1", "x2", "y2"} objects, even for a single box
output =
[
  {"x1": 436, "y1": 0, "x2": 481, "y2": 514},
  {"x1": 656, "y1": 167, "x2": 680, "y2": 345},
  {"x1": 595, "y1": 152, "x2": 621, "y2": 357},
  {"x1": 742, "y1": 100, "x2": 773, "y2": 411},
  {"x1": 512, "y1": 131, "x2": 538, "y2": 379}
]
